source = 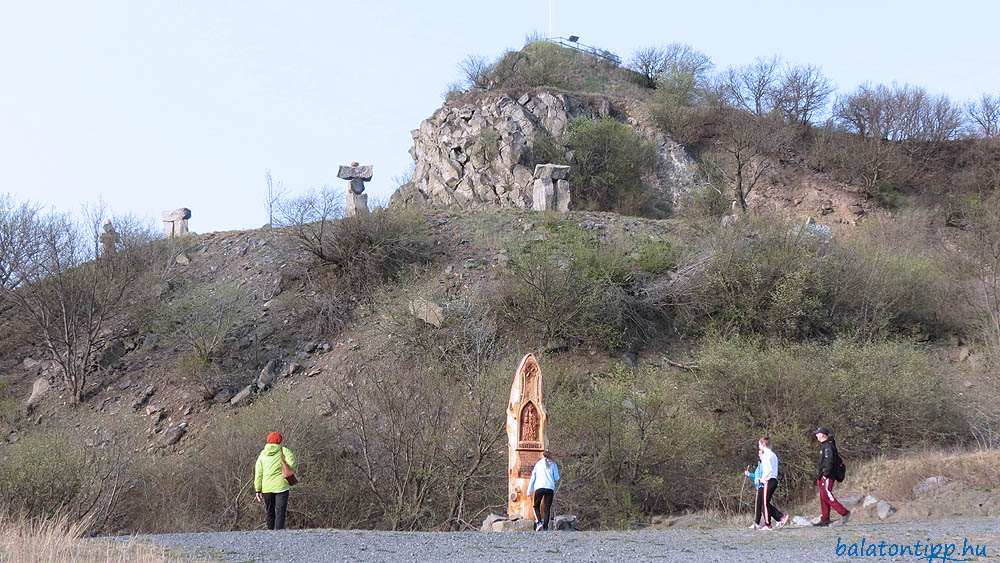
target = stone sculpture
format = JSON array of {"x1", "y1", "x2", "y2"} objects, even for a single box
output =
[
  {"x1": 532, "y1": 164, "x2": 571, "y2": 212},
  {"x1": 506, "y1": 353, "x2": 547, "y2": 520},
  {"x1": 99, "y1": 220, "x2": 120, "y2": 256},
  {"x1": 338, "y1": 162, "x2": 373, "y2": 217},
  {"x1": 162, "y1": 208, "x2": 192, "y2": 238}
]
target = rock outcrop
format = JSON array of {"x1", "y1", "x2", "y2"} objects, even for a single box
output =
[{"x1": 391, "y1": 91, "x2": 697, "y2": 216}]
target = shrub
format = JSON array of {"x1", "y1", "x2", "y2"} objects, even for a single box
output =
[
  {"x1": 548, "y1": 363, "x2": 725, "y2": 526},
  {"x1": 695, "y1": 335, "x2": 965, "y2": 497},
  {"x1": 523, "y1": 130, "x2": 568, "y2": 169},
  {"x1": 496, "y1": 245, "x2": 626, "y2": 349},
  {"x1": 280, "y1": 207, "x2": 431, "y2": 301},
  {"x1": 667, "y1": 215, "x2": 960, "y2": 340},
  {"x1": 566, "y1": 117, "x2": 658, "y2": 214},
  {"x1": 156, "y1": 282, "x2": 250, "y2": 362},
  {"x1": 0, "y1": 426, "x2": 136, "y2": 533}
]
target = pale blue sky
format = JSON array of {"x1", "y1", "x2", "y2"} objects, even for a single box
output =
[{"x1": 2, "y1": 1, "x2": 998, "y2": 233}]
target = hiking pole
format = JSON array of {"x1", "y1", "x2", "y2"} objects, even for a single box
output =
[{"x1": 737, "y1": 465, "x2": 752, "y2": 528}]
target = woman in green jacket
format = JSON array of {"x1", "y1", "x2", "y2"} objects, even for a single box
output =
[{"x1": 254, "y1": 431, "x2": 296, "y2": 530}]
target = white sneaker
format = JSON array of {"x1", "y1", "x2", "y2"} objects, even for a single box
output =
[
  {"x1": 748, "y1": 523, "x2": 757, "y2": 530},
  {"x1": 758, "y1": 524, "x2": 773, "y2": 531},
  {"x1": 776, "y1": 515, "x2": 789, "y2": 529},
  {"x1": 535, "y1": 522, "x2": 543, "y2": 531}
]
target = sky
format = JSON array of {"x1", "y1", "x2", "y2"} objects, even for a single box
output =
[{"x1": 3, "y1": 0, "x2": 999, "y2": 234}]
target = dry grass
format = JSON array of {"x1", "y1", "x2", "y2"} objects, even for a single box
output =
[
  {"x1": 0, "y1": 513, "x2": 192, "y2": 563},
  {"x1": 847, "y1": 448, "x2": 1000, "y2": 501}
]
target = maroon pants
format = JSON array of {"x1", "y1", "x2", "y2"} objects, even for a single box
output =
[{"x1": 817, "y1": 476, "x2": 847, "y2": 522}]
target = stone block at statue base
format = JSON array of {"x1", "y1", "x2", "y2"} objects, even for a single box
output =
[
  {"x1": 345, "y1": 192, "x2": 369, "y2": 217},
  {"x1": 532, "y1": 178, "x2": 555, "y2": 211}
]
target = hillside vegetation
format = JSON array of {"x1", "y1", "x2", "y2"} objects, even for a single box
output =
[{"x1": 1, "y1": 39, "x2": 999, "y2": 534}]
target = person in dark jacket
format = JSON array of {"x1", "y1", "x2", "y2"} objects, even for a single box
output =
[{"x1": 813, "y1": 427, "x2": 849, "y2": 526}]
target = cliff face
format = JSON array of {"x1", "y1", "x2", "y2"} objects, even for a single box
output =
[{"x1": 391, "y1": 91, "x2": 698, "y2": 216}]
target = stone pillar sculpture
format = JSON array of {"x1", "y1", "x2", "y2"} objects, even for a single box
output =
[
  {"x1": 531, "y1": 164, "x2": 571, "y2": 212},
  {"x1": 338, "y1": 162, "x2": 373, "y2": 217},
  {"x1": 99, "y1": 220, "x2": 120, "y2": 257},
  {"x1": 507, "y1": 353, "x2": 547, "y2": 520},
  {"x1": 162, "y1": 208, "x2": 192, "y2": 237}
]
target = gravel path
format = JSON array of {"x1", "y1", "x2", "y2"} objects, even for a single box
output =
[{"x1": 129, "y1": 517, "x2": 999, "y2": 562}]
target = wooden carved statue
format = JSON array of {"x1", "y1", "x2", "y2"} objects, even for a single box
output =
[{"x1": 506, "y1": 353, "x2": 547, "y2": 519}]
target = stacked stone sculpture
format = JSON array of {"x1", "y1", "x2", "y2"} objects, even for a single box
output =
[
  {"x1": 338, "y1": 162, "x2": 373, "y2": 217},
  {"x1": 162, "y1": 208, "x2": 191, "y2": 238},
  {"x1": 531, "y1": 164, "x2": 571, "y2": 212}
]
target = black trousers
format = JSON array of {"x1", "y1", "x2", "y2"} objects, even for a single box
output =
[
  {"x1": 263, "y1": 491, "x2": 289, "y2": 530},
  {"x1": 533, "y1": 488, "x2": 554, "y2": 530},
  {"x1": 755, "y1": 478, "x2": 784, "y2": 526}
]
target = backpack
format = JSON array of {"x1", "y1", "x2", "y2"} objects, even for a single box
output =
[{"x1": 832, "y1": 447, "x2": 846, "y2": 482}]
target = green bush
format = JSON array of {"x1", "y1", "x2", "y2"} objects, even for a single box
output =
[
  {"x1": 524, "y1": 130, "x2": 568, "y2": 169},
  {"x1": 496, "y1": 245, "x2": 626, "y2": 349},
  {"x1": 566, "y1": 117, "x2": 658, "y2": 214},
  {"x1": 548, "y1": 363, "x2": 725, "y2": 526},
  {"x1": 669, "y1": 215, "x2": 960, "y2": 340},
  {"x1": 0, "y1": 430, "x2": 88, "y2": 519},
  {"x1": 695, "y1": 335, "x2": 965, "y2": 496}
]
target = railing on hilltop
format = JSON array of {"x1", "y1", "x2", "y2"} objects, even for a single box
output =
[{"x1": 545, "y1": 37, "x2": 622, "y2": 66}]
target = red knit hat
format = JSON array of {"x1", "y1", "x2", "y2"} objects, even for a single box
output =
[{"x1": 266, "y1": 432, "x2": 282, "y2": 444}]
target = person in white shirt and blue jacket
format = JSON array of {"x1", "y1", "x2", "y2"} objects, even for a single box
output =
[{"x1": 527, "y1": 450, "x2": 560, "y2": 531}]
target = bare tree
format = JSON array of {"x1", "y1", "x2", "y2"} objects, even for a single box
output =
[
  {"x1": 967, "y1": 94, "x2": 1000, "y2": 139},
  {"x1": 716, "y1": 111, "x2": 789, "y2": 212},
  {"x1": 274, "y1": 186, "x2": 343, "y2": 260},
  {"x1": 628, "y1": 46, "x2": 668, "y2": 88},
  {"x1": 0, "y1": 195, "x2": 43, "y2": 317},
  {"x1": 458, "y1": 55, "x2": 494, "y2": 91},
  {"x1": 834, "y1": 83, "x2": 964, "y2": 143},
  {"x1": 719, "y1": 56, "x2": 781, "y2": 116},
  {"x1": 8, "y1": 208, "x2": 149, "y2": 403},
  {"x1": 264, "y1": 169, "x2": 289, "y2": 227},
  {"x1": 772, "y1": 64, "x2": 834, "y2": 125}
]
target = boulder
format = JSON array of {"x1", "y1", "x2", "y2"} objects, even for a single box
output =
[
  {"x1": 862, "y1": 495, "x2": 879, "y2": 507},
  {"x1": 22, "y1": 357, "x2": 41, "y2": 372},
  {"x1": 257, "y1": 359, "x2": 280, "y2": 390},
  {"x1": 212, "y1": 388, "x2": 234, "y2": 403},
  {"x1": 792, "y1": 516, "x2": 813, "y2": 527},
  {"x1": 131, "y1": 385, "x2": 156, "y2": 410},
  {"x1": 500, "y1": 518, "x2": 536, "y2": 532},
  {"x1": 481, "y1": 514, "x2": 505, "y2": 532},
  {"x1": 552, "y1": 515, "x2": 580, "y2": 531},
  {"x1": 161, "y1": 423, "x2": 187, "y2": 446},
  {"x1": 839, "y1": 494, "x2": 864, "y2": 506},
  {"x1": 913, "y1": 476, "x2": 951, "y2": 497},
  {"x1": 229, "y1": 384, "x2": 254, "y2": 406},
  {"x1": 408, "y1": 297, "x2": 444, "y2": 328},
  {"x1": 876, "y1": 500, "x2": 895, "y2": 520},
  {"x1": 26, "y1": 377, "x2": 50, "y2": 408}
]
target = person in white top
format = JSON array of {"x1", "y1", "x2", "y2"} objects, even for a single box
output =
[
  {"x1": 526, "y1": 450, "x2": 560, "y2": 531},
  {"x1": 754, "y1": 436, "x2": 788, "y2": 530}
]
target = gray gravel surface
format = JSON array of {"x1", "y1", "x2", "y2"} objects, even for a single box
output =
[{"x1": 131, "y1": 517, "x2": 999, "y2": 562}]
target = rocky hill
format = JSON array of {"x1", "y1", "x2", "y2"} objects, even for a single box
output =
[
  {"x1": 391, "y1": 90, "x2": 697, "y2": 216},
  {"x1": 1, "y1": 39, "x2": 998, "y2": 536}
]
